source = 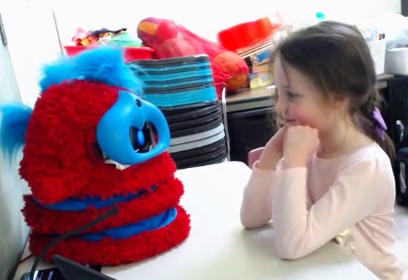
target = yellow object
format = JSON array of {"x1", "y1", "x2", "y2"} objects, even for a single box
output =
[{"x1": 333, "y1": 229, "x2": 355, "y2": 252}]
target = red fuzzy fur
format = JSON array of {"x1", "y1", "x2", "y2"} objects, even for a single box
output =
[
  {"x1": 23, "y1": 176, "x2": 183, "y2": 234},
  {"x1": 20, "y1": 77, "x2": 191, "y2": 265},
  {"x1": 19, "y1": 80, "x2": 176, "y2": 204},
  {"x1": 28, "y1": 205, "x2": 191, "y2": 266}
]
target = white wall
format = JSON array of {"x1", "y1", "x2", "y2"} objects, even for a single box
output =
[
  {"x1": 0, "y1": 1, "x2": 61, "y2": 279},
  {"x1": 1, "y1": 1, "x2": 62, "y2": 108},
  {"x1": 53, "y1": 0, "x2": 401, "y2": 45},
  {"x1": 0, "y1": 0, "x2": 400, "y2": 109},
  {"x1": 0, "y1": 40, "x2": 28, "y2": 280}
]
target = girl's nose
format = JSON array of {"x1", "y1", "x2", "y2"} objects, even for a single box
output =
[{"x1": 275, "y1": 95, "x2": 286, "y2": 115}]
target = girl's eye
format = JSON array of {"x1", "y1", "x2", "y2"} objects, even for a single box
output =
[{"x1": 288, "y1": 92, "x2": 299, "y2": 100}]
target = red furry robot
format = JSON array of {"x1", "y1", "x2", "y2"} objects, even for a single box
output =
[{"x1": 0, "y1": 47, "x2": 190, "y2": 265}]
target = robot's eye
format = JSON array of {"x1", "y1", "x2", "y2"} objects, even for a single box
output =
[
  {"x1": 135, "y1": 99, "x2": 142, "y2": 107},
  {"x1": 129, "y1": 125, "x2": 154, "y2": 153}
]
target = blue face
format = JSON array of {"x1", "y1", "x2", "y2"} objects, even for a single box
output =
[{"x1": 96, "y1": 90, "x2": 170, "y2": 166}]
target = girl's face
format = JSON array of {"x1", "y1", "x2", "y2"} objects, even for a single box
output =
[{"x1": 273, "y1": 56, "x2": 342, "y2": 133}]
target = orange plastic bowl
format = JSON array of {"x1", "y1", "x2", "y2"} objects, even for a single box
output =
[
  {"x1": 64, "y1": 46, "x2": 154, "y2": 62},
  {"x1": 217, "y1": 17, "x2": 281, "y2": 53}
]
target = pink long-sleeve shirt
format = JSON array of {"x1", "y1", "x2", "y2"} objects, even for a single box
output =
[{"x1": 240, "y1": 142, "x2": 406, "y2": 280}]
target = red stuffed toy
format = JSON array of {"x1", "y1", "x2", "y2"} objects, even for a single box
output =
[
  {"x1": 0, "y1": 47, "x2": 190, "y2": 265},
  {"x1": 137, "y1": 17, "x2": 249, "y2": 98}
]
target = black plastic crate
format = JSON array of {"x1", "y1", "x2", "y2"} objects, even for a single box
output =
[
  {"x1": 382, "y1": 76, "x2": 408, "y2": 150},
  {"x1": 227, "y1": 106, "x2": 277, "y2": 164},
  {"x1": 393, "y1": 148, "x2": 408, "y2": 206},
  {"x1": 381, "y1": 76, "x2": 408, "y2": 205}
]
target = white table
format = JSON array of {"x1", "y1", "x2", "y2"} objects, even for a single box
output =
[{"x1": 14, "y1": 161, "x2": 378, "y2": 280}]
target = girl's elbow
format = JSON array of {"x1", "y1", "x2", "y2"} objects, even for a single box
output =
[
  {"x1": 241, "y1": 219, "x2": 265, "y2": 229},
  {"x1": 274, "y1": 239, "x2": 310, "y2": 260},
  {"x1": 240, "y1": 211, "x2": 270, "y2": 229},
  {"x1": 275, "y1": 246, "x2": 306, "y2": 260}
]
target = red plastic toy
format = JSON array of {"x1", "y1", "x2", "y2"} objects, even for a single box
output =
[{"x1": 137, "y1": 17, "x2": 249, "y2": 97}]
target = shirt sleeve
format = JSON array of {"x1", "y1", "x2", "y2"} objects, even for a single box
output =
[
  {"x1": 240, "y1": 162, "x2": 276, "y2": 229},
  {"x1": 272, "y1": 158, "x2": 388, "y2": 259}
]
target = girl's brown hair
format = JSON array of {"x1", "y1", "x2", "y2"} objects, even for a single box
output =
[{"x1": 270, "y1": 21, "x2": 395, "y2": 158}]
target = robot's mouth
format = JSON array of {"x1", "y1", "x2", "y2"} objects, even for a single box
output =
[{"x1": 103, "y1": 122, "x2": 157, "y2": 170}]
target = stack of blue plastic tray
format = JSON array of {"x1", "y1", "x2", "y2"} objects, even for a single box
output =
[{"x1": 130, "y1": 55, "x2": 228, "y2": 169}]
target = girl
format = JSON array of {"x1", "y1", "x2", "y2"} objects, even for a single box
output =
[{"x1": 240, "y1": 21, "x2": 405, "y2": 280}]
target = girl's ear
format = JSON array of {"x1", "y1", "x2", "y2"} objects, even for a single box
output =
[
  {"x1": 333, "y1": 95, "x2": 350, "y2": 114},
  {"x1": 323, "y1": 94, "x2": 349, "y2": 114},
  {"x1": 333, "y1": 94, "x2": 348, "y2": 102},
  {"x1": 332, "y1": 94, "x2": 350, "y2": 108}
]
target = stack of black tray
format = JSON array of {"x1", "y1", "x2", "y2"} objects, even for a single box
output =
[{"x1": 130, "y1": 55, "x2": 228, "y2": 169}]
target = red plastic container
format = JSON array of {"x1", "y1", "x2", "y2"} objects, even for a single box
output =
[
  {"x1": 217, "y1": 17, "x2": 281, "y2": 54},
  {"x1": 64, "y1": 46, "x2": 155, "y2": 62}
]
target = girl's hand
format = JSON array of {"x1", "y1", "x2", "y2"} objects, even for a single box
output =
[
  {"x1": 257, "y1": 126, "x2": 288, "y2": 170},
  {"x1": 283, "y1": 125, "x2": 319, "y2": 168}
]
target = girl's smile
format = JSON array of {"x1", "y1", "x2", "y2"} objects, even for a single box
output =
[{"x1": 284, "y1": 118, "x2": 297, "y2": 126}]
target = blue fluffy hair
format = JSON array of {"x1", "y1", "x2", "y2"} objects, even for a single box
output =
[
  {"x1": 0, "y1": 47, "x2": 142, "y2": 162},
  {"x1": 0, "y1": 103, "x2": 32, "y2": 161},
  {"x1": 39, "y1": 46, "x2": 143, "y2": 95}
]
